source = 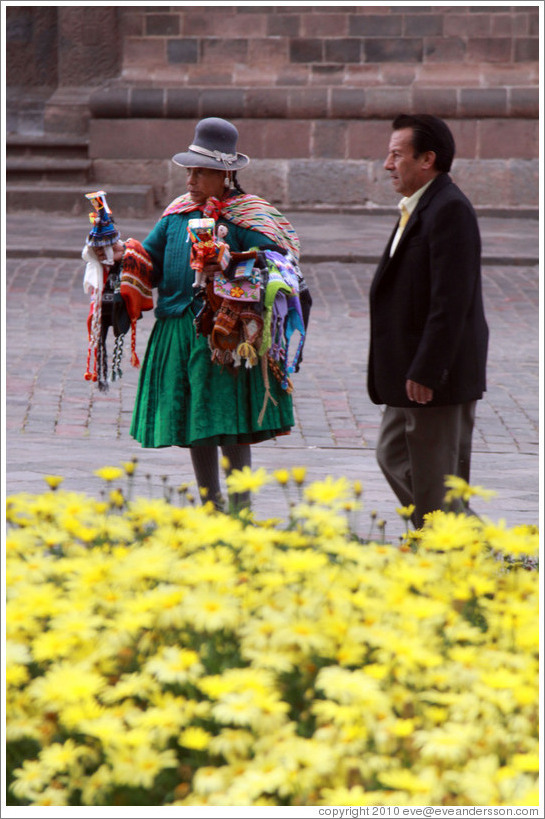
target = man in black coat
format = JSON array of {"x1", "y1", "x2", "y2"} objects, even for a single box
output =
[{"x1": 368, "y1": 114, "x2": 489, "y2": 528}]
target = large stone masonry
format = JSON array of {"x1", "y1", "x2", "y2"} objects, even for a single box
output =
[
  {"x1": 88, "y1": 5, "x2": 539, "y2": 211},
  {"x1": 6, "y1": 5, "x2": 540, "y2": 213}
]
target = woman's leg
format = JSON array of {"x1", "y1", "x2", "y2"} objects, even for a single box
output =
[
  {"x1": 190, "y1": 445, "x2": 223, "y2": 509},
  {"x1": 221, "y1": 444, "x2": 252, "y2": 511}
]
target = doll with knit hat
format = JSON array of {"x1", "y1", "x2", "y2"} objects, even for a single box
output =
[{"x1": 82, "y1": 190, "x2": 154, "y2": 390}]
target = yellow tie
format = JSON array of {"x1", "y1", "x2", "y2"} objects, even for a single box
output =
[{"x1": 399, "y1": 203, "x2": 410, "y2": 231}]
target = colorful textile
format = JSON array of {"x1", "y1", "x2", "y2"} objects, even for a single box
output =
[
  {"x1": 130, "y1": 313, "x2": 293, "y2": 448},
  {"x1": 161, "y1": 193, "x2": 300, "y2": 263},
  {"x1": 83, "y1": 239, "x2": 154, "y2": 386},
  {"x1": 119, "y1": 239, "x2": 154, "y2": 367}
]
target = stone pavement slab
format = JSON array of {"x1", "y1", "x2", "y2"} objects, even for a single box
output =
[{"x1": 3, "y1": 211, "x2": 541, "y2": 541}]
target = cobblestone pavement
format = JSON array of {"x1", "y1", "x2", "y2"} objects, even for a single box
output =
[{"x1": 4, "y1": 212, "x2": 540, "y2": 540}]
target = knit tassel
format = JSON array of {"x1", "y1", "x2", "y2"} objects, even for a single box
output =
[
  {"x1": 111, "y1": 335, "x2": 124, "y2": 382},
  {"x1": 85, "y1": 295, "x2": 102, "y2": 382},
  {"x1": 257, "y1": 355, "x2": 278, "y2": 427},
  {"x1": 236, "y1": 341, "x2": 258, "y2": 367},
  {"x1": 130, "y1": 318, "x2": 140, "y2": 368}
]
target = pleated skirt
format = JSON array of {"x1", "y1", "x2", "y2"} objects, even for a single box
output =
[{"x1": 130, "y1": 312, "x2": 294, "y2": 448}]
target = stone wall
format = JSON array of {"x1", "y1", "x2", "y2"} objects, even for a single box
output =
[{"x1": 6, "y1": 4, "x2": 540, "y2": 211}]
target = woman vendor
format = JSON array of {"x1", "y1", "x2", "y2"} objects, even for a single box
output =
[{"x1": 130, "y1": 117, "x2": 302, "y2": 510}]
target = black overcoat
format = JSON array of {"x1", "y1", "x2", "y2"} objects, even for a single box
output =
[{"x1": 367, "y1": 173, "x2": 489, "y2": 408}]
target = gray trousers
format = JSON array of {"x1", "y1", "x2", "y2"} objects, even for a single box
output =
[{"x1": 376, "y1": 401, "x2": 477, "y2": 528}]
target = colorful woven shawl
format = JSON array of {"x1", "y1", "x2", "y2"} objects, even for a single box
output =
[{"x1": 161, "y1": 193, "x2": 300, "y2": 263}]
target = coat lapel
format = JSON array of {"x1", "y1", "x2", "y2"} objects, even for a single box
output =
[{"x1": 372, "y1": 174, "x2": 452, "y2": 292}]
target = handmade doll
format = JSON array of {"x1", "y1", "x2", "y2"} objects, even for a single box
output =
[
  {"x1": 187, "y1": 219, "x2": 231, "y2": 290},
  {"x1": 82, "y1": 190, "x2": 154, "y2": 389}
]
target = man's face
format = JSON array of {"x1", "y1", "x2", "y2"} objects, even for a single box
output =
[{"x1": 384, "y1": 127, "x2": 433, "y2": 197}]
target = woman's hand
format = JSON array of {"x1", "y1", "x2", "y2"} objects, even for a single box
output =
[{"x1": 202, "y1": 261, "x2": 222, "y2": 281}]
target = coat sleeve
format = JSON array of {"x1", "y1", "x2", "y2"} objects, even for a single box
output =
[{"x1": 406, "y1": 196, "x2": 481, "y2": 389}]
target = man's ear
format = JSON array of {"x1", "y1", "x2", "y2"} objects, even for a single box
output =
[{"x1": 421, "y1": 150, "x2": 437, "y2": 170}]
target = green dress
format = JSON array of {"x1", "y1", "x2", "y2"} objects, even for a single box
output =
[{"x1": 130, "y1": 208, "x2": 294, "y2": 448}]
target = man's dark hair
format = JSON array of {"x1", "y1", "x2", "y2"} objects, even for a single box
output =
[{"x1": 392, "y1": 114, "x2": 456, "y2": 173}]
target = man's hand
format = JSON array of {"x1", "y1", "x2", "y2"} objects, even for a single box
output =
[{"x1": 406, "y1": 379, "x2": 433, "y2": 404}]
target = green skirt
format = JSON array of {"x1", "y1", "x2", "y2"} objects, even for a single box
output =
[{"x1": 130, "y1": 312, "x2": 294, "y2": 448}]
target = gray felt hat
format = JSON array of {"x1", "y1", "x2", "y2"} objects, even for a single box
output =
[{"x1": 172, "y1": 117, "x2": 250, "y2": 171}]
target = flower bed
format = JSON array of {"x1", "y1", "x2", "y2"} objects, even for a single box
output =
[{"x1": 5, "y1": 466, "x2": 539, "y2": 806}]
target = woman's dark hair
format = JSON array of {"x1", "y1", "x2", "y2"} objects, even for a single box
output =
[
  {"x1": 392, "y1": 114, "x2": 455, "y2": 173},
  {"x1": 232, "y1": 172, "x2": 246, "y2": 195}
]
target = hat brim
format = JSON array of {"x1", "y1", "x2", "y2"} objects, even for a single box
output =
[{"x1": 172, "y1": 149, "x2": 250, "y2": 171}]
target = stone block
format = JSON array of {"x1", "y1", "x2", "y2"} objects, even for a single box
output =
[
  {"x1": 276, "y1": 66, "x2": 311, "y2": 86},
  {"x1": 245, "y1": 89, "x2": 289, "y2": 118},
  {"x1": 145, "y1": 14, "x2": 180, "y2": 36},
  {"x1": 120, "y1": 12, "x2": 144, "y2": 37},
  {"x1": 528, "y1": 10, "x2": 539, "y2": 35},
  {"x1": 200, "y1": 89, "x2": 245, "y2": 119},
  {"x1": 363, "y1": 87, "x2": 412, "y2": 118},
  {"x1": 380, "y1": 64, "x2": 417, "y2": 87},
  {"x1": 212, "y1": 12, "x2": 268, "y2": 37},
  {"x1": 313, "y1": 121, "x2": 349, "y2": 159},
  {"x1": 423, "y1": 36, "x2": 466, "y2": 63},
  {"x1": 490, "y1": 13, "x2": 516, "y2": 36},
  {"x1": 507, "y1": 159, "x2": 539, "y2": 207},
  {"x1": 349, "y1": 14, "x2": 402, "y2": 37},
  {"x1": 466, "y1": 38, "x2": 512, "y2": 63},
  {"x1": 183, "y1": 10, "x2": 240, "y2": 37},
  {"x1": 310, "y1": 65, "x2": 345, "y2": 86},
  {"x1": 479, "y1": 119, "x2": 538, "y2": 160},
  {"x1": 347, "y1": 120, "x2": 391, "y2": 160},
  {"x1": 267, "y1": 14, "x2": 301, "y2": 37},
  {"x1": 235, "y1": 65, "x2": 283, "y2": 87},
  {"x1": 403, "y1": 14, "x2": 443, "y2": 36},
  {"x1": 481, "y1": 63, "x2": 539, "y2": 87},
  {"x1": 123, "y1": 37, "x2": 166, "y2": 68},
  {"x1": 301, "y1": 13, "x2": 347, "y2": 38},
  {"x1": 508, "y1": 87, "x2": 539, "y2": 118},
  {"x1": 412, "y1": 87, "x2": 458, "y2": 118},
  {"x1": 263, "y1": 121, "x2": 312, "y2": 159},
  {"x1": 247, "y1": 38, "x2": 289, "y2": 67},
  {"x1": 186, "y1": 66, "x2": 236, "y2": 86},
  {"x1": 416, "y1": 63, "x2": 482, "y2": 87},
  {"x1": 290, "y1": 38, "x2": 323, "y2": 63},
  {"x1": 460, "y1": 88, "x2": 507, "y2": 118},
  {"x1": 233, "y1": 118, "x2": 265, "y2": 160},
  {"x1": 345, "y1": 65, "x2": 383, "y2": 86},
  {"x1": 130, "y1": 88, "x2": 165, "y2": 118},
  {"x1": 92, "y1": 159, "x2": 168, "y2": 208},
  {"x1": 235, "y1": 159, "x2": 288, "y2": 205},
  {"x1": 89, "y1": 119, "x2": 194, "y2": 160},
  {"x1": 324, "y1": 38, "x2": 362, "y2": 64},
  {"x1": 444, "y1": 13, "x2": 491, "y2": 37},
  {"x1": 450, "y1": 159, "x2": 513, "y2": 208},
  {"x1": 89, "y1": 87, "x2": 130, "y2": 119},
  {"x1": 287, "y1": 159, "x2": 371, "y2": 206},
  {"x1": 364, "y1": 38, "x2": 423, "y2": 63},
  {"x1": 447, "y1": 120, "x2": 478, "y2": 159},
  {"x1": 514, "y1": 38, "x2": 539, "y2": 62},
  {"x1": 330, "y1": 88, "x2": 366, "y2": 119},
  {"x1": 201, "y1": 38, "x2": 248, "y2": 64},
  {"x1": 166, "y1": 38, "x2": 199, "y2": 64},
  {"x1": 166, "y1": 88, "x2": 201, "y2": 118},
  {"x1": 288, "y1": 88, "x2": 329, "y2": 119}
]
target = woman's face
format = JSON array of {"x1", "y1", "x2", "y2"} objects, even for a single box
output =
[{"x1": 186, "y1": 167, "x2": 227, "y2": 204}]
